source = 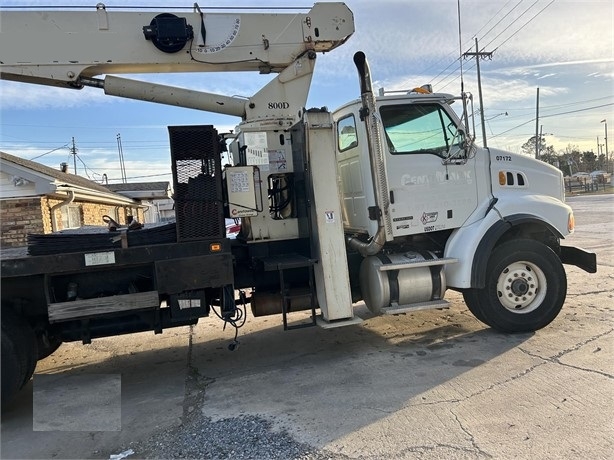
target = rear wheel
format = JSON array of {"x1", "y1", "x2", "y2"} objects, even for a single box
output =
[
  {"x1": 1, "y1": 325, "x2": 23, "y2": 405},
  {"x1": 1, "y1": 310, "x2": 38, "y2": 403},
  {"x1": 464, "y1": 239, "x2": 567, "y2": 333}
]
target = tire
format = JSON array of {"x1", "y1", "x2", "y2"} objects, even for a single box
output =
[
  {"x1": 1, "y1": 310, "x2": 38, "y2": 390},
  {"x1": 462, "y1": 288, "x2": 488, "y2": 324},
  {"x1": 1, "y1": 325, "x2": 23, "y2": 406},
  {"x1": 467, "y1": 239, "x2": 567, "y2": 333}
]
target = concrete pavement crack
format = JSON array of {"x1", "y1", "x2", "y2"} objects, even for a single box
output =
[
  {"x1": 400, "y1": 442, "x2": 488, "y2": 457},
  {"x1": 567, "y1": 289, "x2": 613, "y2": 297},
  {"x1": 450, "y1": 408, "x2": 493, "y2": 458},
  {"x1": 403, "y1": 328, "x2": 613, "y2": 412},
  {"x1": 407, "y1": 360, "x2": 549, "y2": 409},
  {"x1": 182, "y1": 324, "x2": 216, "y2": 423},
  {"x1": 517, "y1": 328, "x2": 614, "y2": 379}
]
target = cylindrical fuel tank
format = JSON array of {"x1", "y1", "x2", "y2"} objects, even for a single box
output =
[
  {"x1": 359, "y1": 251, "x2": 446, "y2": 314},
  {"x1": 250, "y1": 289, "x2": 316, "y2": 317}
]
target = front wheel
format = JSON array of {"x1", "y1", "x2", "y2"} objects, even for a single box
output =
[{"x1": 464, "y1": 239, "x2": 567, "y2": 333}]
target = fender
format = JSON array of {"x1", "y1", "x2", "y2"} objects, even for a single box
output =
[
  {"x1": 468, "y1": 214, "x2": 563, "y2": 288},
  {"x1": 445, "y1": 209, "x2": 567, "y2": 289}
]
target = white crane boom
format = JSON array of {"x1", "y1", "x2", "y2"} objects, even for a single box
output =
[{"x1": 0, "y1": 3, "x2": 354, "y2": 121}]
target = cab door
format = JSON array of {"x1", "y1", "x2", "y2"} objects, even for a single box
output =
[{"x1": 380, "y1": 101, "x2": 478, "y2": 237}]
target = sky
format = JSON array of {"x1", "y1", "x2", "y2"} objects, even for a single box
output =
[{"x1": 1, "y1": 0, "x2": 613, "y2": 184}]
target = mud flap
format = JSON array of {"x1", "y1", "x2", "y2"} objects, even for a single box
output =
[{"x1": 560, "y1": 246, "x2": 597, "y2": 273}]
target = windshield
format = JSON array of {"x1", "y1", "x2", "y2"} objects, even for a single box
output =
[{"x1": 380, "y1": 103, "x2": 463, "y2": 157}]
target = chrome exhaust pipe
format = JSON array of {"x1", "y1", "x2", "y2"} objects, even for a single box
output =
[{"x1": 346, "y1": 51, "x2": 391, "y2": 257}]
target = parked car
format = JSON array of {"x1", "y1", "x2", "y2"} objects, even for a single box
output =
[
  {"x1": 225, "y1": 218, "x2": 241, "y2": 238},
  {"x1": 590, "y1": 170, "x2": 610, "y2": 184}
]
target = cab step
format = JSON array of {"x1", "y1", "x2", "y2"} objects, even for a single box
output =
[
  {"x1": 316, "y1": 314, "x2": 363, "y2": 329},
  {"x1": 381, "y1": 299, "x2": 450, "y2": 315}
]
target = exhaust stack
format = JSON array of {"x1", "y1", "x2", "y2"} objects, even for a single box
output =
[{"x1": 346, "y1": 51, "x2": 392, "y2": 257}]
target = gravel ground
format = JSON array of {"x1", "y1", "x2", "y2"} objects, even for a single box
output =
[
  {"x1": 123, "y1": 334, "x2": 352, "y2": 460},
  {"x1": 129, "y1": 414, "x2": 350, "y2": 460}
]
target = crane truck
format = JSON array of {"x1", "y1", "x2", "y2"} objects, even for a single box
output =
[{"x1": 0, "y1": 3, "x2": 597, "y2": 405}]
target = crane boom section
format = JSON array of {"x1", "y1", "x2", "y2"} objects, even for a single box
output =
[{"x1": 0, "y1": 3, "x2": 354, "y2": 88}]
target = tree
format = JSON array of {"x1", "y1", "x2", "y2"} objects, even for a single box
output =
[
  {"x1": 521, "y1": 136, "x2": 545, "y2": 157},
  {"x1": 521, "y1": 136, "x2": 557, "y2": 165},
  {"x1": 539, "y1": 145, "x2": 558, "y2": 166},
  {"x1": 581, "y1": 151, "x2": 597, "y2": 172},
  {"x1": 558, "y1": 144, "x2": 582, "y2": 176}
]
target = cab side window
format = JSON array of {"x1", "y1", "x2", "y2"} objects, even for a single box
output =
[{"x1": 337, "y1": 114, "x2": 358, "y2": 152}]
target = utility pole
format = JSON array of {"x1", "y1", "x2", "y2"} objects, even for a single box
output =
[
  {"x1": 70, "y1": 137, "x2": 78, "y2": 174},
  {"x1": 601, "y1": 119, "x2": 609, "y2": 173},
  {"x1": 535, "y1": 88, "x2": 540, "y2": 159},
  {"x1": 463, "y1": 38, "x2": 493, "y2": 148},
  {"x1": 117, "y1": 133, "x2": 127, "y2": 183},
  {"x1": 539, "y1": 125, "x2": 543, "y2": 160}
]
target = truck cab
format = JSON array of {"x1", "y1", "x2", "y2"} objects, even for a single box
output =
[
  {"x1": 333, "y1": 68, "x2": 595, "y2": 329},
  {"x1": 335, "y1": 91, "x2": 479, "y2": 239}
]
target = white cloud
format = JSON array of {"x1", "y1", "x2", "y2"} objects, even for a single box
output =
[{"x1": 0, "y1": 81, "x2": 109, "y2": 109}]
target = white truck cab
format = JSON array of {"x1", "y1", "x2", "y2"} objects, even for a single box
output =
[{"x1": 333, "y1": 53, "x2": 594, "y2": 332}]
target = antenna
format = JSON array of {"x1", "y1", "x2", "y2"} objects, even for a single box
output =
[
  {"x1": 457, "y1": 0, "x2": 469, "y2": 132},
  {"x1": 457, "y1": 0, "x2": 464, "y2": 95}
]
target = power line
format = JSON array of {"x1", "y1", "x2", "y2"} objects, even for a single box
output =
[
  {"x1": 489, "y1": 102, "x2": 614, "y2": 139},
  {"x1": 432, "y1": 0, "x2": 559, "y2": 93},
  {"x1": 105, "y1": 172, "x2": 172, "y2": 182},
  {"x1": 29, "y1": 144, "x2": 69, "y2": 160},
  {"x1": 540, "y1": 102, "x2": 614, "y2": 119},
  {"x1": 476, "y1": 0, "x2": 527, "y2": 44},
  {"x1": 421, "y1": 0, "x2": 516, "y2": 79},
  {"x1": 489, "y1": 0, "x2": 558, "y2": 52},
  {"x1": 490, "y1": 95, "x2": 614, "y2": 112},
  {"x1": 483, "y1": 0, "x2": 541, "y2": 50}
]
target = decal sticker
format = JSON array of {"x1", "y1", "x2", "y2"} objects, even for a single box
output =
[
  {"x1": 229, "y1": 171, "x2": 250, "y2": 193},
  {"x1": 421, "y1": 211, "x2": 439, "y2": 225},
  {"x1": 84, "y1": 251, "x2": 115, "y2": 266},
  {"x1": 178, "y1": 299, "x2": 201, "y2": 309},
  {"x1": 325, "y1": 211, "x2": 335, "y2": 223},
  {"x1": 269, "y1": 150, "x2": 287, "y2": 170},
  {"x1": 193, "y1": 17, "x2": 241, "y2": 54}
]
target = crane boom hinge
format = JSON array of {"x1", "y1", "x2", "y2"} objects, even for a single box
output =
[
  {"x1": 96, "y1": 3, "x2": 109, "y2": 30},
  {"x1": 193, "y1": 3, "x2": 207, "y2": 47}
]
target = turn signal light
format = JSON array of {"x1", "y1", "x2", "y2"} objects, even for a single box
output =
[
  {"x1": 498, "y1": 171, "x2": 506, "y2": 185},
  {"x1": 568, "y1": 213, "x2": 575, "y2": 233},
  {"x1": 210, "y1": 243, "x2": 222, "y2": 252}
]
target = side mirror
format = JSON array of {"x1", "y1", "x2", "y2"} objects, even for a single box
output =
[
  {"x1": 443, "y1": 127, "x2": 470, "y2": 165},
  {"x1": 456, "y1": 128, "x2": 467, "y2": 149}
]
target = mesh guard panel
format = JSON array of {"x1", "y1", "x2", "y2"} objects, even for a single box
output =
[{"x1": 168, "y1": 125, "x2": 224, "y2": 241}]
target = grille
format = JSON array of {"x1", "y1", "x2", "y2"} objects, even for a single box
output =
[{"x1": 168, "y1": 125, "x2": 224, "y2": 241}]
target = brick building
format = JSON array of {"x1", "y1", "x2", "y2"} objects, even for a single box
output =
[
  {"x1": 1, "y1": 151, "x2": 144, "y2": 248},
  {"x1": 106, "y1": 182, "x2": 174, "y2": 223}
]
